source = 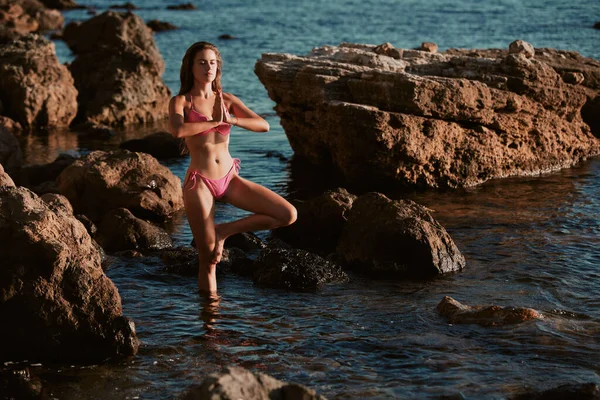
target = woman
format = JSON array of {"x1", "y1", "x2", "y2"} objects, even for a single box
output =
[{"x1": 168, "y1": 41, "x2": 297, "y2": 296}]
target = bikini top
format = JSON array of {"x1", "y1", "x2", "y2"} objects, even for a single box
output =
[{"x1": 186, "y1": 94, "x2": 231, "y2": 136}]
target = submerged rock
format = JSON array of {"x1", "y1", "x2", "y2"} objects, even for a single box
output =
[
  {"x1": 0, "y1": 186, "x2": 139, "y2": 363},
  {"x1": 181, "y1": 365, "x2": 327, "y2": 400},
  {"x1": 146, "y1": 19, "x2": 178, "y2": 32},
  {"x1": 56, "y1": 150, "x2": 183, "y2": 223},
  {"x1": 255, "y1": 40, "x2": 600, "y2": 190},
  {"x1": 0, "y1": 34, "x2": 77, "y2": 129},
  {"x1": 254, "y1": 247, "x2": 349, "y2": 291},
  {"x1": 437, "y1": 296, "x2": 542, "y2": 327},
  {"x1": 337, "y1": 192, "x2": 465, "y2": 278},
  {"x1": 65, "y1": 11, "x2": 171, "y2": 126}
]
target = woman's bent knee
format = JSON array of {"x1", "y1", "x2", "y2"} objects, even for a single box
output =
[{"x1": 278, "y1": 203, "x2": 297, "y2": 227}]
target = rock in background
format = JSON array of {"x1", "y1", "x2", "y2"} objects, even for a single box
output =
[
  {"x1": 0, "y1": 186, "x2": 139, "y2": 363},
  {"x1": 0, "y1": 34, "x2": 77, "y2": 129},
  {"x1": 255, "y1": 41, "x2": 600, "y2": 190},
  {"x1": 64, "y1": 10, "x2": 171, "y2": 126}
]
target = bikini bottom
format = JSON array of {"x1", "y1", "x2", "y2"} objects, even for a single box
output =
[{"x1": 184, "y1": 158, "x2": 240, "y2": 199}]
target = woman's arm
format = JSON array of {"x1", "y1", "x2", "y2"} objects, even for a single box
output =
[
  {"x1": 222, "y1": 92, "x2": 270, "y2": 133},
  {"x1": 168, "y1": 95, "x2": 222, "y2": 138}
]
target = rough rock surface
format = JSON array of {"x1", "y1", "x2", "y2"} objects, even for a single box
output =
[
  {"x1": 272, "y1": 188, "x2": 356, "y2": 254},
  {"x1": 0, "y1": 164, "x2": 16, "y2": 187},
  {"x1": 119, "y1": 131, "x2": 185, "y2": 159},
  {"x1": 0, "y1": 125, "x2": 22, "y2": 176},
  {"x1": 254, "y1": 247, "x2": 349, "y2": 291},
  {"x1": 65, "y1": 11, "x2": 171, "y2": 126},
  {"x1": 337, "y1": 192, "x2": 465, "y2": 278},
  {"x1": 181, "y1": 365, "x2": 327, "y2": 400},
  {"x1": 437, "y1": 296, "x2": 542, "y2": 327},
  {"x1": 510, "y1": 383, "x2": 600, "y2": 400},
  {"x1": 0, "y1": 186, "x2": 139, "y2": 363},
  {"x1": 0, "y1": 34, "x2": 77, "y2": 129},
  {"x1": 255, "y1": 41, "x2": 600, "y2": 189},
  {"x1": 56, "y1": 150, "x2": 183, "y2": 222},
  {"x1": 0, "y1": 0, "x2": 64, "y2": 37},
  {"x1": 95, "y1": 207, "x2": 173, "y2": 253}
]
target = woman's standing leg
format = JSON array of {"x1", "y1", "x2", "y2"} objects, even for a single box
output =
[{"x1": 183, "y1": 178, "x2": 219, "y2": 295}]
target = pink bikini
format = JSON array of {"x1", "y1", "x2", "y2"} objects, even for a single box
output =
[{"x1": 184, "y1": 94, "x2": 240, "y2": 199}]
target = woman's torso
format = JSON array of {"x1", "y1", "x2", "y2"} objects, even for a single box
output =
[{"x1": 184, "y1": 93, "x2": 233, "y2": 178}]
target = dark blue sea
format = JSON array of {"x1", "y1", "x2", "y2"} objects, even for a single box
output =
[{"x1": 15, "y1": 0, "x2": 600, "y2": 398}]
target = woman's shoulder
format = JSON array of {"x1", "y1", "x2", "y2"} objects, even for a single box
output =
[{"x1": 222, "y1": 92, "x2": 241, "y2": 103}]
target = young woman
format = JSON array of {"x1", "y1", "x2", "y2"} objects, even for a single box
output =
[{"x1": 168, "y1": 41, "x2": 297, "y2": 296}]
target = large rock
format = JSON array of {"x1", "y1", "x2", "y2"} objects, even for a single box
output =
[
  {"x1": 255, "y1": 41, "x2": 600, "y2": 190},
  {"x1": 65, "y1": 11, "x2": 171, "y2": 126},
  {"x1": 0, "y1": 34, "x2": 77, "y2": 129},
  {"x1": 272, "y1": 188, "x2": 356, "y2": 254},
  {"x1": 95, "y1": 207, "x2": 173, "y2": 253},
  {"x1": 437, "y1": 296, "x2": 542, "y2": 327},
  {"x1": 0, "y1": 164, "x2": 16, "y2": 187},
  {"x1": 0, "y1": 1, "x2": 64, "y2": 36},
  {"x1": 0, "y1": 186, "x2": 139, "y2": 363},
  {"x1": 253, "y1": 247, "x2": 349, "y2": 291},
  {"x1": 511, "y1": 383, "x2": 600, "y2": 400},
  {"x1": 181, "y1": 365, "x2": 326, "y2": 400},
  {"x1": 56, "y1": 150, "x2": 184, "y2": 222},
  {"x1": 15, "y1": 153, "x2": 77, "y2": 190},
  {"x1": 0, "y1": 125, "x2": 22, "y2": 176},
  {"x1": 119, "y1": 131, "x2": 186, "y2": 159},
  {"x1": 337, "y1": 192, "x2": 465, "y2": 278}
]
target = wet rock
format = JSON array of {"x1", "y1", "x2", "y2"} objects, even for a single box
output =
[
  {"x1": 0, "y1": 125, "x2": 23, "y2": 176},
  {"x1": 218, "y1": 33, "x2": 236, "y2": 40},
  {"x1": 160, "y1": 246, "x2": 198, "y2": 275},
  {"x1": 272, "y1": 188, "x2": 356, "y2": 254},
  {"x1": 95, "y1": 207, "x2": 173, "y2": 253},
  {"x1": 0, "y1": 115, "x2": 23, "y2": 134},
  {"x1": 224, "y1": 232, "x2": 266, "y2": 252},
  {"x1": 56, "y1": 150, "x2": 184, "y2": 223},
  {"x1": 167, "y1": 3, "x2": 195, "y2": 10},
  {"x1": 65, "y1": 11, "x2": 171, "y2": 126},
  {"x1": 0, "y1": 34, "x2": 78, "y2": 129},
  {"x1": 0, "y1": 164, "x2": 16, "y2": 187},
  {"x1": 255, "y1": 42, "x2": 600, "y2": 190},
  {"x1": 222, "y1": 247, "x2": 254, "y2": 277},
  {"x1": 511, "y1": 383, "x2": 599, "y2": 400},
  {"x1": 120, "y1": 131, "x2": 185, "y2": 159},
  {"x1": 337, "y1": 192, "x2": 465, "y2": 278},
  {"x1": 0, "y1": 186, "x2": 139, "y2": 363},
  {"x1": 109, "y1": 2, "x2": 137, "y2": 10},
  {"x1": 437, "y1": 296, "x2": 542, "y2": 327},
  {"x1": 0, "y1": 368, "x2": 42, "y2": 399},
  {"x1": 146, "y1": 19, "x2": 178, "y2": 32},
  {"x1": 254, "y1": 247, "x2": 349, "y2": 291},
  {"x1": 181, "y1": 365, "x2": 327, "y2": 400}
]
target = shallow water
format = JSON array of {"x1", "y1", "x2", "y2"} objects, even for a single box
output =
[{"x1": 8, "y1": 0, "x2": 600, "y2": 398}]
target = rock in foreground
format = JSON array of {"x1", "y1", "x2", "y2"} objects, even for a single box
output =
[
  {"x1": 0, "y1": 186, "x2": 139, "y2": 363},
  {"x1": 337, "y1": 192, "x2": 465, "y2": 278},
  {"x1": 181, "y1": 365, "x2": 326, "y2": 400},
  {"x1": 255, "y1": 41, "x2": 600, "y2": 190}
]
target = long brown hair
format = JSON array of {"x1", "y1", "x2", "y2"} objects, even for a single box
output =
[{"x1": 178, "y1": 41, "x2": 223, "y2": 96}]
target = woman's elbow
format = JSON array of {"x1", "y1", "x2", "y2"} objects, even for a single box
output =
[{"x1": 261, "y1": 121, "x2": 270, "y2": 133}]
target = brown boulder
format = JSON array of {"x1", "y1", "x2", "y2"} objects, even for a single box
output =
[
  {"x1": 181, "y1": 365, "x2": 326, "y2": 400},
  {"x1": 56, "y1": 150, "x2": 184, "y2": 222},
  {"x1": 272, "y1": 188, "x2": 356, "y2": 254},
  {"x1": 65, "y1": 11, "x2": 171, "y2": 126},
  {"x1": 0, "y1": 164, "x2": 16, "y2": 187},
  {"x1": 255, "y1": 41, "x2": 600, "y2": 190},
  {"x1": 0, "y1": 0, "x2": 64, "y2": 33},
  {"x1": 0, "y1": 125, "x2": 22, "y2": 176},
  {"x1": 437, "y1": 296, "x2": 542, "y2": 327},
  {"x1": 337, "y1": 192, "x2": 465, "y2": 278},
  {"x1": 0, "y1": 186, "x2": 139, "y2": 363},
  {"x1": 95, "y1": 207, "x2": 174, "y2": 253},
  {"x1": 0, "y1": 34, "x2": 77, "y2": 129}
]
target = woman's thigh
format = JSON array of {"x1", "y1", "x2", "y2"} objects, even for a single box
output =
[
  {"x1": 221, "y1": 175, "x2": 295, "y2": 222},
  {"x1": 183, "y1": 181, "x2": 216, "y2": 248}
]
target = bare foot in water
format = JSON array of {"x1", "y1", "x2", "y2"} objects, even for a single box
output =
[{"x1": 211, "y1": 228, "x2": 226, "y2": 265}]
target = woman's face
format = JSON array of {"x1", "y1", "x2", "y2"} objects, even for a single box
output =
[{"x1": 192, "y1": 49, "x2": 219, "y2": 84}]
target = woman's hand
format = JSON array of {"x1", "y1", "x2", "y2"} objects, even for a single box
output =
[{"x1": 212, "y1": 91, "x2": 224, "y2": 123}]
